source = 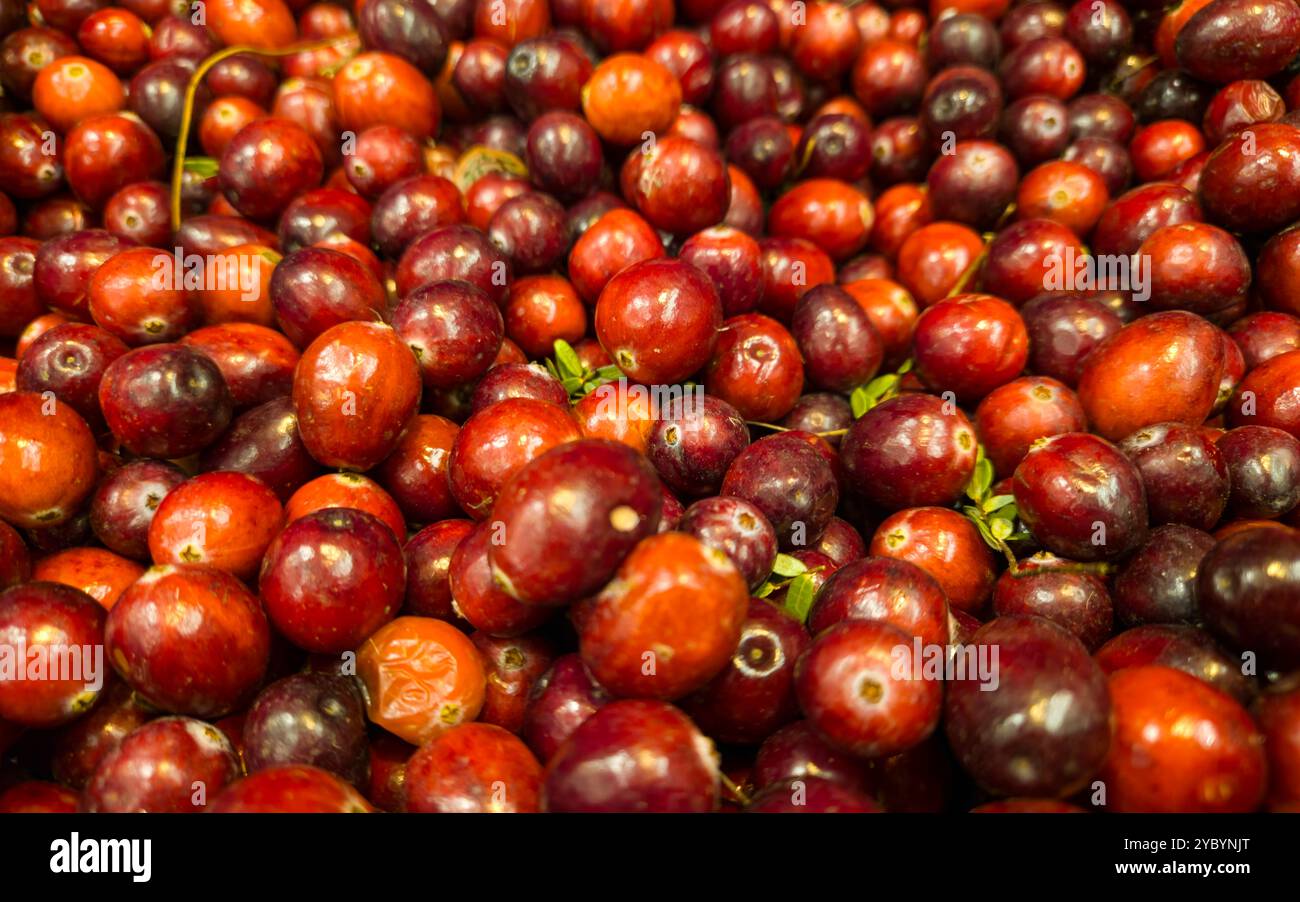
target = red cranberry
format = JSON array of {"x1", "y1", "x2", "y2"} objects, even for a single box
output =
[{"x1": 83, "y1": 716, "x2": 240, "y2": 812}]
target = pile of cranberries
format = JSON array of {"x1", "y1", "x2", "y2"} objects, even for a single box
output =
[{"x1": 1, "y1": 0, "x2": 1300, "y2": 815}]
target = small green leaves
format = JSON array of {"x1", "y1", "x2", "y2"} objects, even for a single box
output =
[
  {"x1": 182, "y1": 157, "x2": 219, "y2": 178},
  {"x1": 770, "y1": 553, "x2": 808, "y2": 579},
  {"x1": 959, "y1": 444, "x2": 1031, "y2": 559},
  {"x1": 755, "y1": 555, "x2": 821, "y2": 622},
  {"x1": 849, "y1": 358, "x2": 914, "y2": 418},
  {"x1": 544, "y1": 339, "x2": 623, "y2": 400},
  {"x1": 781, "y1": 572, "x2": 819, "y2": 623}
]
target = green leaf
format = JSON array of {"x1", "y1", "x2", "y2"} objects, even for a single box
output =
[
  {"x1": 770, "y1": 553, "x2": 808, "y2": 579},
  {"x1": 754, "y1": 580, "x2": 776, "y2": 598},
  {"x1": 896, "y1": 358, "x2": 914, "y2": 375},
  {"x1": 990, "y1": 518, "x2": 1014, "y2": 541},
  {"x1": 593, "y1": 365, "x2": 624, "y2": 382},
  {"x1": 782, "y1": 573, "x2": 818, "y2": 623},
  {"x1": 850, "y1": 385, "x2": 871, "y2": 419},
  {"x1": 552, "y1": 340, "x2": 583, "y2": 379},
  {"x1": 981, "y1": 493, "x2": 1016, "y2": 515},
  {"x1": 989, "y1": 502, "x2": 1018, "y2": 523},
  {"x1": 182, "y1": 157, "x2": 219, "y2": 178},
  {"x1": 965, "y1": 457, "x2": 994, "y2": 504}
]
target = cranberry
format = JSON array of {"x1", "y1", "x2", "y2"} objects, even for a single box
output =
[
  {"x1": 1217, "y1": 426, "x2": 1300, "y2": 520},
  {"x1": 842, "y1": 393, "x2": 979, "y2": 511},
  {"x1": 1119, "y1": 421, "x2": 1229, "y2": 530},
  {"x1": 1077, "y1": 311, "x2": 1225, "y2": 441},
  {"x1": 1199, "y1": 526, "x2": 1300, "y2": 669},
  {"x1": 721, "y1": 432, "x2": 839, "y2": 550},
  {"x1": 209, "y1": 765, "x2": 373, "y2": 813},
  {"x1": 807, "y1": 556, "x2": 949, "y2": 648},
  {"x1": 522, "y1": 654, "x2": 610, "y2": 762},
  {"x1": 796, "y1": 619, "x2": 941, "y2": 759},
  {"x1": 490, "y1": 439, "x2": 663, "y2": 606},
  {"x1": 106, "y1": 565, "x2": 269, "y2": 718},
  {"x1": 542, "y1": 699, "x2": 719, "y2": 812},
  {"x1": 260, "y1": 508, "x2": 404, "y2": 654},
  {"x1": 242, "y1": 672, "x2": 369, "y2": 785},
  {"x1": 1102, "y1": 666, "x2": 1266, "y2": 812},
  {"x1": 0, "y1": 581, "x2": 106, "y2": 727},
  {"x1": 1014, "y1": 432, "x2": 1148, "y2": 561},
  {"x1": 473, "y1": 632, "x2": 555, "y2": 734},
  {"x1": 100, "y1": 344, "x2": 235, "y2": 459},
  {"x1": 871, "y1": 507, "x2": 996, "y2": 615},
  {"x1": 83, "y1": 717, "x2": 240, "y2": 812}
]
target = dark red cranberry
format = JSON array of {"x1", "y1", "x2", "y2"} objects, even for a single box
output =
[
  {"x1": 1119, "y1": 421, "x2": 1229, "y2": 530},
  {"x1": 1217, "y1": 426, "x2": 1300, "y2": 519},
  {"x1": 88, "y1": 459, "x2": 186, "y2": 560},
  {"x1": 721, "y1": 433, "x2": 839, "y2": 550},
  {"x1": 522, "y1": 654, "x2": 610, "y2": 763},
  {"x1": 199, "y1": 397, "x2": 321, "y2": 502},
  {"x1": 243, "y1": 672, "x2": 369, "y2": 786},
  {"x1": 82, "y1": 716, "x2": 240, "y2": 812},
  {"x1": 677, "y1": 495, "x2": 778, "y2": 590},
  {"x1": 99, "y1": 344, "x2": 235, "y2": 458}
]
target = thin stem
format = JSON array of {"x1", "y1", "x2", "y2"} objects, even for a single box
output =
[
  {"x1": 719, "y1": 772, "x2": 751, "y2": 807},
  {"x1": 170, "y1": 36, "x2": 356, "y2": 231}
]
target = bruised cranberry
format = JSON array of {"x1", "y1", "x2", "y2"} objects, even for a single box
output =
[
  {"x1": 490, "y1": 439, "x2": 662, "y2": 606},
  {"x1": 106, "y1": 565, "x2": 269, "y2": 718},
  {"x1": 1013, "y1": 432, "x2": 1148, "y2": 561},
  {"x1": 356, "y1": 616, "x2": 486, "y2": 746},
  {"x1": 242, "y1": 672, "x2": 369, "y2": 785},
  {"x1": 1102, "y1": 666, "x2": 1265, "y2": 812},
  {"x1": 543, "y1": 699, "x2": 719, "y2": 812},
  {"x1": 842, "y1": 393, "x2": 979, "y2": 511},
  {"x1": 0, "y1": 582, "x2": 105, "y2": 727},
  {"x1": 209, "y1": 765, "x2": 373, "y2": 813},
  {"x1": 260, "y1": 508, "x2": 404, "y2": 654},
  {"x1": 82, "y1": 717, "x2": 240, "y2": 812}
]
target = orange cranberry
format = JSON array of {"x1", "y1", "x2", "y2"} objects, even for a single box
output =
[
  {"x1": 148, "y1": 471, "x2": 284, "y2": 580},
  {"x1": 32, "y1": 547, "x2": 144, "y2": 609},
  {"x1": 0, "y1": 391, "x2": 98, "y2": 528}
]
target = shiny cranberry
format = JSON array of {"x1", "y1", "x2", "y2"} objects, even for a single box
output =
[
  {"x1": 677, "y1": 496, "x2": 777, "y2": 590},
  {"x1": 807, "y1": 556, "x2": 948, "y2": 647},
  {"x1": 371, "y1": 174, "x2": 465, "y2": 259},
  {"x1": 99, "y1": 344, "x2": 234, "y2": 458},
  {"x1": 1217, "y1": 426, "x2": 1300, "y2": 520},
  {"x1": 842, "y1": 393, "x2": 979, "y2": 511},
  {"x1": 242, "y1": 672, "x2": 369, "y2": 785},
  {"x1": 106, "y1": 565, "x2": 269, "y2": 718},
  {"x1": 543, "y1": 699, "x2": 719, "y2": 813},
  {"x1": 522, "y1": 654, "x2": 610, "y2": 763},
  {"x1": 489, "y1": 439, "x2": 662, "y2": 606},
  {"x1": 947, "y1": 615, "x2": 1110, "y2": 797},
  {"x1": 1119, "y1": 421, "x2": 1229, "y2": 530},
  {"x1": 0, "y1": 582, "x2": 106, "y2": 727},
  {"x1": 926, "y1": 13, "x2": 1001, "y2": 70},
  {"x1": 1102, "y1": 666, "x2": 1265, "y2": 812}
]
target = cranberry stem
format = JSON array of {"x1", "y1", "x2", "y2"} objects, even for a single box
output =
[{"x1": 169, "y1": 36, "x2": 356, "y2": 231}]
